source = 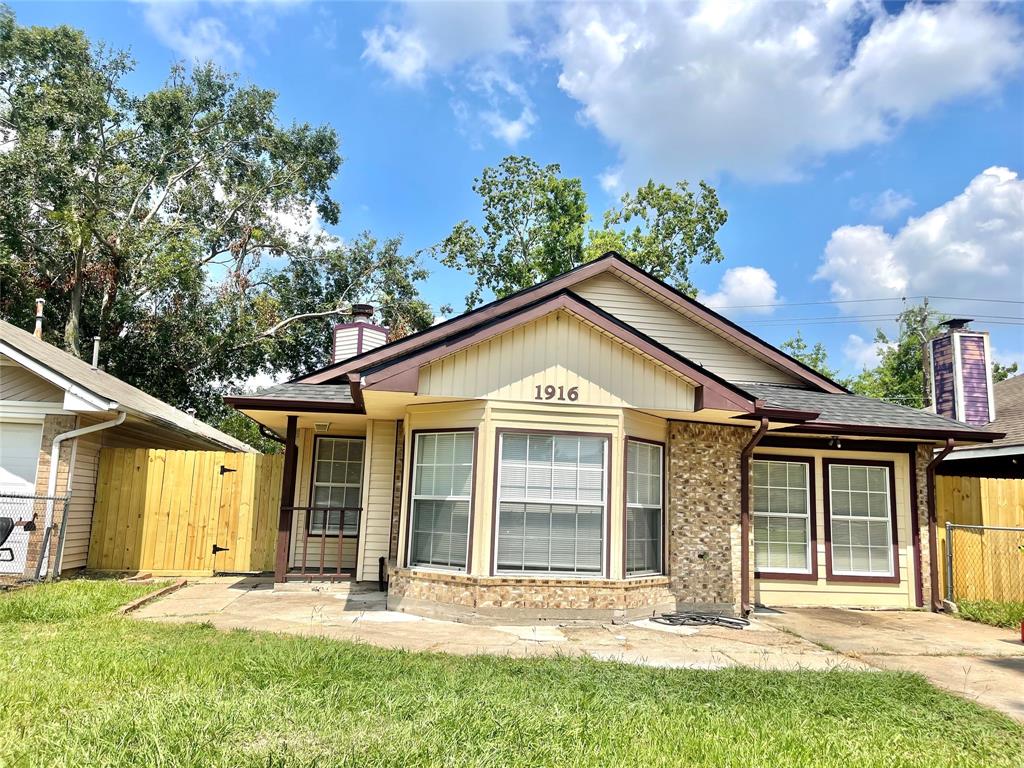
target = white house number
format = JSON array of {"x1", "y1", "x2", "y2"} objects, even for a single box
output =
[{"x1": 534, "y1": 385, "x2": 579, "y2": 402}]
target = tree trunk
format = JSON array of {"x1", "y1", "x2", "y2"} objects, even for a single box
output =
[{"x1": 64, "y1": 250, "x2": 84, "y2": 357}]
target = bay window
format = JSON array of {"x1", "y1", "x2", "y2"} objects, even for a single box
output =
[
  {"x1": 495, "y1": 432, "x2": 607, "y2": 575},
  {"x1": 408, "y1": 431, "x2": 475, "y2": 570}
]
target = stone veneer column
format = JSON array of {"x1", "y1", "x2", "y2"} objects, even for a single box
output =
[
  {"x1": 388, "y1": 420, "x2": 405, "y2": 563},
  {"x1": 914, "y1": 444, "x2": 932, "y2": 607},
  {"x1": 666, "y1": 421, "x2": 749, "y2": 614}
]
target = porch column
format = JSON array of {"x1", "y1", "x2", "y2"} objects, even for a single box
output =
[{"x1": 275, "y1": 415, "x2": 298, "y2": 583}]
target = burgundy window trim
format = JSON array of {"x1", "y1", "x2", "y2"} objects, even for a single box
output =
[
  {"x1": 750, "y1": 454, "x2": 818, "y2": 582},
  {"x1": 822, "y1": 458, "x2": 901, "y2": 585},
  {"x1": 307, "y1": 434, "x2": 366, "y2": 539},
  {"x1": 623, "y1": 436, "x2": 666, "y2": 579}
]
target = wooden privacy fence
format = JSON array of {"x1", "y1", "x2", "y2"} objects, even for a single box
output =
[
  {"x1": 87, "y1": 449, "x2": 284, "y2": 575},
  {"x1": 936, "y1": 476, "x2": 1024, "y2": 602}
]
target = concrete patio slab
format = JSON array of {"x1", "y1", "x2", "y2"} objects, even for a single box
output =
[
  {"x1": 132, "y1": 577, "x2": 869, "y2": 672},
  {"x1": 758, "y1": 607, "x2": 1024, "y2": 722}
]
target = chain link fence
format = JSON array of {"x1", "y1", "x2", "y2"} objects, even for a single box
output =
[
  {"x1": 0, "y1": 493, "x2": 68, "y2": 584},
  {"x1": 945, "y1": 523, "x2": 1024, "y2": 604}
]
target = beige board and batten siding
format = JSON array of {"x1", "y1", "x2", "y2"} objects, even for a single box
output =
[
  {"x1": 357, "y1": 419, "x2": 397, "y2": 581},
  {"x1": 418, "y1": 310, "x2": 695, "y2": 411},
  {"x1": 751, "y1": 447, "x2": 916, "y2": 609},
  {"x1": 573, "y1": 273, "x2": 801, "y2": 386}
]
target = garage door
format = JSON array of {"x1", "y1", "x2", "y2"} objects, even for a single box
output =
[{"x1": 0, "y1": 421, "x2": 43, "y2": 574}]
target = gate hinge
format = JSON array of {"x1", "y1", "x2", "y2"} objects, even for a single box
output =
[{"x1": 219, "y1": 465, "x2": 237, "y2": 475}]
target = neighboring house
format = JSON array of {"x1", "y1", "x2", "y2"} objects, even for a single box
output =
[
  {"x1": 228, "y1": 253, "x2": 999, "y2": 621},
  {"x1": 940, "y1": 374, "x2": 1024, "y2": 478},
  {"x1": 0, "y1": 317, "x2": 252, "y2": 581}
]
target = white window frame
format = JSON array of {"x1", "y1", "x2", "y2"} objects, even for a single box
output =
[
  {"x1": 827, "y1": 462, "x2": 895, "y2": 579},
  {"x1": 625, "y1": 439, "x2": 663, "y2": 577},
  {"x1": 407, "y1": 430, "x2": 475, "y2": 571},
  {"x1": 751, "y1": 458, "x2": 813, "y2": 575},
  {"x1": 493, "y1": 431, "x2": 608, "y2": 578},
  {"x1": 309, "y1": 437, "x2": 364, "y2": 536}
]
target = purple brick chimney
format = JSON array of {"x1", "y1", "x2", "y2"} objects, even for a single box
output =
[{"x1": 928, "y1": 319, "x2": 995, "y2": 426}]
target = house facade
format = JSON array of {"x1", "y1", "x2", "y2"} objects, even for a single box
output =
[
  {"x1": 0, "y1": 317, "x2": 252, "y2": 582},
  {"x1": 229, "y1": 254, "x2": 998, "y2": 622}
]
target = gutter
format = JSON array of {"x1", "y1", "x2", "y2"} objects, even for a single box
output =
[
  {"x1": 925, "y1": 438, "x2": 955, "y2": 612},
  {"x1": 41, "y1": 411, "x2": 127, "y2": 579},
  {"x1": 739, "y1": 417, "x2": 770, "y2": 615}
]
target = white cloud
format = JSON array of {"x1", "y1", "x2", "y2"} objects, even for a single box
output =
[
  {"x1": 362, "y1": 2, "x2": 524, "y2": 83},
  {"x1": 699, "y1": 266, "x2": 781, "y2": 314},
  {"x1": 852, "y1": 189, "x2": 915, "y2": 220},
  {"x1": 815, "y1": 166, "x2": 1024, "y2": 305},
  {"x1": 552, "y1": 1, "x2": 1022, "y2": 183},
  {"x1": 481, "y1": 106, "x2": 536, "y2": 145},
  {"x1": 598, "y1": 169, "x2": 622, "y2": 194},
  {"x1": 144, "y1": 2, "x2": 245, "y2": 66},
  {"x1": 843, "y1": 333, "x2": 892, "y2": 371}
]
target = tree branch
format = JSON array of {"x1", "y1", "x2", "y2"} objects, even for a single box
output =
[{"x1": 232, "y1": 305, "x2": 352, "y2": 351}]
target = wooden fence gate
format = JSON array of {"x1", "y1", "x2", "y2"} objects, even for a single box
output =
[
  {"x1": 87, "y1": 449, "x2": 283, "y2": 575},
  {"x1": 936, "y1": 476, "x2": 1024, "y2": 601}
]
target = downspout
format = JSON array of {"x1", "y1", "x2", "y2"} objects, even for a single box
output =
[
  {"x1": 926, "y1": 438, "x2": 955, "y2": 612},
  {"x1": 739, "y1": 417, "x2": 770, "y2": 615},
  {"x1": 40, "y1": 411, "x2": 127, "y2": 579}
]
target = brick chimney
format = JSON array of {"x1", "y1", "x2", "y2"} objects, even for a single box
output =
[
  {"x1": 929, "y1": 319, "x2": 995, "y2": 426},
  {"x1": 332, "y1": 304, "x2": 388, "y2": 363}
]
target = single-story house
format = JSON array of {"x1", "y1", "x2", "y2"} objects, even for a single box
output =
[
  {"x1": 0, "y1": 315, "x2": 252, "y2": 581},
  {"x1": 940, "y1": 374, "x2": 1023, "y2": 479},
  {"x1": 228, "y1": 253, "x2": 1000, "y2": 622}
]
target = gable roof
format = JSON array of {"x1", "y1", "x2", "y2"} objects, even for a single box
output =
[
  {"x1": 295, "y1": 252, "x2": 848, "y2": 394},
  {"x1": 0, "y1": 319, "x2": 253, "y2": 452}
]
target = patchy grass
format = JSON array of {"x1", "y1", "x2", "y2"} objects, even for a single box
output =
[
  {"x1": 957, "y1": 599, "x2": 1024, "y2": 630},
  {"x1": 0, "y1": 581, "x2": 1021, "y2": 767},
  {"x1": 0, "y1": 578, "x2": 159, "y2": 624}
]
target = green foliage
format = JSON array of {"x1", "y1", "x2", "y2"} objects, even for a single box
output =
[
  {"x1": 956, "y1": 600, "x2": 1024, "y2": 629},
  {"x1": 436, "y1": 155, "x2": 728, "y2": 308},
  {"x1": 0, "y1": 8, "x2": 433, "y2": 432},
  {"x1": 1, "y1": 579, "x2": 1022, "y2": 767},
  {"x1": 0, "y1": 578, "x2": 158, "y2": 624},
  {"x1": 780, "y1": 331, "x2": 842, "y2": 381},
  {"x1": 993, "y1": 361, "x2": 1018, "y2": 383},
  {"x1": 847, "y1": 303, "x2": 944, "y2": 408}
]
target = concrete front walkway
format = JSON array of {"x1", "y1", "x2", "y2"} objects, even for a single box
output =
[
  {"x1": 759, "y1": 607, "x2": 1024, "y2": 722},
  {"x1": 131, "y1": 577, "x2": 867, "y2": 672}
]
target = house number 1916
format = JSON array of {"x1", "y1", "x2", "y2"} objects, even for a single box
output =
[{"x1": 534, "y1": 385, "x2": 579, "y2": 402}]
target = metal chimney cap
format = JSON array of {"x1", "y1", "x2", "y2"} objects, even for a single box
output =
[
  {"x1": 939, "y1": 318, "x2": 974, "y2": 331},
  {"x1": 351, "y1": 303, "x2": 374, "y2": 321}
]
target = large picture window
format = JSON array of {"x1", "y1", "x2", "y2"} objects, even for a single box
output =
[
  {"x1": 408, "y1": 431, "x2": 475, "y2": 570},
  {"x1": 752, "y1": 458, "x2": 812, "y2": 574},
  {"x1": 827, "y1": 462, "x2": 895, "y2": 578},
  {"x1": 626, "y1": 440, "x2": 662, "y2": 575},
  {"x1": 310, "y1": 437, "x2": 364, "y2": 536},
  {"x1": 495, "y1": 432, "x2": 607, "y2": 575}
]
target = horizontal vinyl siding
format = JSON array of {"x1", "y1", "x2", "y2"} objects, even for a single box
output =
[
  {"x1": 418, "y1": 310, "x2": 695, "y2": 411},
  {"x1": 752, "y1": 448, "x2": 915, "y2": 609},
  {"x1": 359, "y1": 420, "x2": 397, "y2": 581},
  {"x1": 0, "y1": 360, "x2": 63, "y2": 402},
  {"x1": 61, "y1": 432, "x2": 102, "y2": 570},
  {"x1": 573, "y1": 273, "x2": 800, "y2": 385}
]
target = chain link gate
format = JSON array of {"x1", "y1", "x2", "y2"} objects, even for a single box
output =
[
  {"x1": 0, "y1": 493, "x2": 69, "y2": 584},
  {"x1": 944, "y1": 523, "x2": 1024, "y2": 604}
]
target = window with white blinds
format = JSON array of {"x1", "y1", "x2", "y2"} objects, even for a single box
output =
[
  {"x1": 310, "y1": 438, "x2": 364, "y2": 535},
  {"x1": 626, "y1": 440, "x2": 663, "y2": 575},
  {"x1": 752, "y1": 459, "x2": 811, "y2": 574},
  {"x1": 495, "y1": 432, "x2": 607, "y2": 575},
  {"x1": 408, "y1": 431, "x2": 475, "y2": 570},
  {"x1": 828, "y1": 463, "x2": 893, "y2": 577}
]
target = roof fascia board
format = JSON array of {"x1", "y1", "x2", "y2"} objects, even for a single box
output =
[
  {"x1": 0, "y1": 340, "x2": 116, "y2": 412},
  {"x1": 361, "y1": 290, "x2": 758, "y2": 414},
  {"x1": 223, "y1": 396, "x2": 364, "y2": 414},
  {"x1": 778, "y1": 421, "x2": 1003, "y2": 443},
  {"x1": 944, "y1": 444, "x2": 1023, "y2": 461}
]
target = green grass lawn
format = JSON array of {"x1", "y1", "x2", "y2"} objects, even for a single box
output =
[
  {"x1": 956, "y1": 599, "x2": 1024, "y2": 630},
  {"x1": 0, "y1": 581, "x2": 1021, "y2": 767}
]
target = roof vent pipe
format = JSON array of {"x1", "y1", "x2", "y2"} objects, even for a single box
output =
[
  {"x1": 33, "y1": 298, "x2": 45, "y2": 339},
  {"x1": 91, "y1": 336, "x2": 101, "y2": 369}
]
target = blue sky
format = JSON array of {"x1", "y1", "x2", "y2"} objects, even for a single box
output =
[{"x1": 12, "y1": 1, "x2": 1024, "y2": 377}]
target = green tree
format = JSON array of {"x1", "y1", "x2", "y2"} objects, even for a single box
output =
[
  {"x1": 435, "y1": 155, "x2": 728, "y2": 308},
  {"x1": 993, "y1": 361, "x2": 1018, "y2": 383},
  {"x1": 0, "y1": 8, "x2": 433, "y2": 437},
  {"x1": 780, "y1": 330, "x2": 842, "y2": 381},
  {"x1": 848, "y1": 303, "x2": 944, "y2": 408}
]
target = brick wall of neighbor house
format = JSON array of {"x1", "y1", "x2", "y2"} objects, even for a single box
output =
[
  {"x1": 387, "y1": 568, "x2": 675, "y2": 623},
  {"x1": 388, "y1": 420, "x2": 405, "y2": 563},
  {"x1": 666, "y1": 421, "x2": 749, "y2": 613},
  {"x1": 26, "y1": 414, "x2": 78, "y2": 574},
  {"x1": 915, "y1": 444, "x2": 932, "y2": 605}
]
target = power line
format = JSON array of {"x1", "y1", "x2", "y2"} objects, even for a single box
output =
[{"x1": 715, "y1": 294, "x2": 1024, "y2": 309}]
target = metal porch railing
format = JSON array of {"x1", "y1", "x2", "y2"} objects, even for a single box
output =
[{"x1": 284, "y1": 506, "x2": 361, "y2": 581}]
